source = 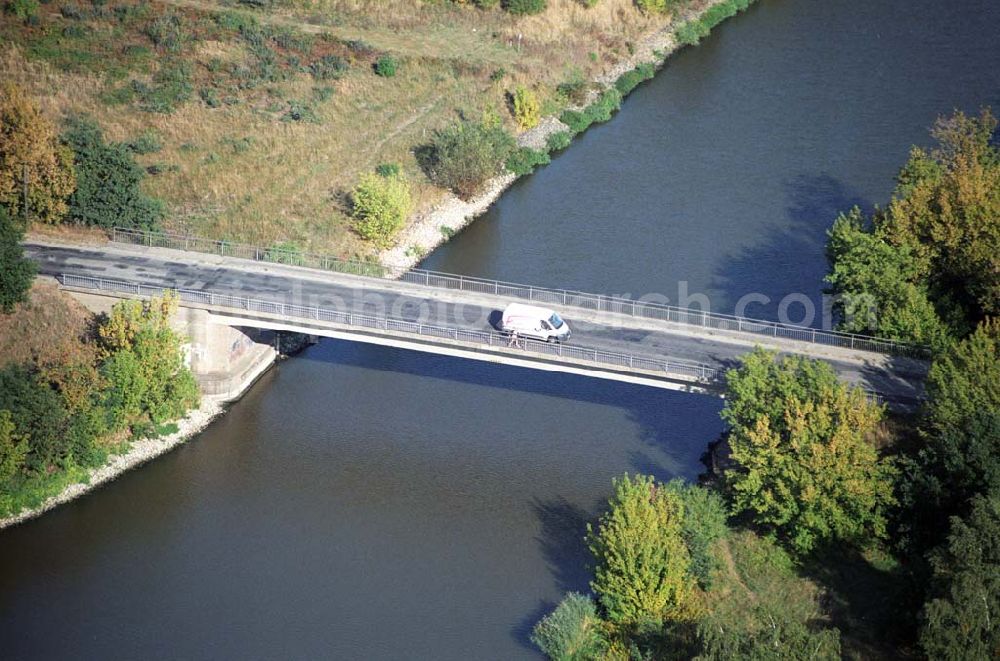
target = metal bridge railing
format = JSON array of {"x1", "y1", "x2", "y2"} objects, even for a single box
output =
[
  {"x1": 109, "y1": 228, "x2": 930, "y2": 359},
  {"x1": 60, "y1": 273, "x2": 723, "y2": 386}
]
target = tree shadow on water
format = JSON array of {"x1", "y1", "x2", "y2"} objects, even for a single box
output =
[
  {"x1": 712, "y1": 173, "x2": 873, "y2": 324},
  {"x1": 531, "y1": 496, "x2": 594, "y2": 595},
  {"x1": 509, "y1": 497, "x2": 597, "y2": 653}
]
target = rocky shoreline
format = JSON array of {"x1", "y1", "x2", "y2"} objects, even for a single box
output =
[
  {"x1": 0, "y1": 399, "x2": 224, "y2": 530},
  {"x1": 379, "y1": 0, "x2": 718, "y2": 271}
]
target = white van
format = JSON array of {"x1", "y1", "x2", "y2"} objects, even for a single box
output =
[{"x1": 499, "y1": 302, "x2": 571, "y2": 343}]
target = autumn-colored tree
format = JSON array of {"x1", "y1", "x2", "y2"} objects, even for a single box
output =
[
  {"x1": 826, "y1": 108, "x2": 1000, "y2": 345},
  {"x1": 97, "y1": 291, "x2": 198, "y2": 427},
  {"x1": 721, "y1": 349, "x2": 897, "y2": 556},
  {"x1": 97, "y1": 290, "x2": 178, "y2": 357},
  {"x1": 884, "y1": 109, "x2": 1000, "y2": 322},
  {"x1": 0, "y1": 83, "x2": 75, "y2": 224},
  {"x1": 587, "y1": 473, "x2": 694, "y2": 624}
]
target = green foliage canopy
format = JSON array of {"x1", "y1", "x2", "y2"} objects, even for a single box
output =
[
  {"x1": 920, "y1": 492, "x2": 1000, "y2": 659},
  {"x1": 902, "y1": 320, "x2": 1000, "y2": 550},
  {"x1": 62, "y1": 117, "x2": 164, "y2": 230},
  {"x1": 425, "y1": 120, "x2": 515, "y2": 200},
  {"x1": 586, "y1": 473, "x2": 694, "y2": 624},
  {"x1": 721, "y1": 349, "x2": 896, "y2": 556},
  {"x1": 0, "y1": 205, "x2": 36, "y2": 313},
  {"x1": 825, "y1": 109, "x2": 1000, "y2": 346}
]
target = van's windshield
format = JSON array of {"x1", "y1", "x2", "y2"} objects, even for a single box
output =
[{"x1": 549, "y1": 313, "x2": 564, "y2": 329}]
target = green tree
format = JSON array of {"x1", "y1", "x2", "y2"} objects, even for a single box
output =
[
  {"x1": 920, "y1": 492, "x2": 1000, "y2": 659},
  {"x1": 62, "y1": 117, "x2": 164, "y2": 230},
  {"x1": 0, "y1": 205, "x2": 35, "y2": 313},
  {"x1": 98, "y1": 292, "x2": 199, "y2": 428},
  {"x1": 0, "y1": 83, "x2": 76, "y2": 224},
  {"x1": 883, "y1": 109, "x2": 1000, "y2": 322},
  {"x1": 825, "y1": 108, "x2": 1000, "y2": 344},
  {"x1": 100, "y1": 348, "x2": 148, "y2": 431},
  {"x1": 351, "y1": 172, "x2": 412, "y2": 248},
  {"x1": 664, "y1": 480, "x2": 729, "y2": 589},
  {"x1": 0, "y1": 364, "x2": 70, "y2": 473},
  {"x1": 721, "y1": 349, "x2": 896, "y2": 556},
  {"x1": 530, "y1": 592, "x2": 608, "y2": 661},
  {"x1": 902, "y1": 320, "x2": 1000, "y2": 549},
  {"x1": 587, "y1": 473, "x2": 694, "y2": 624},
  {"x1": 825, "y1": 207, "x2": 953, "y2": 350},
  {"x1": 0, "y1": 409, "x2": 28, "y2": 485},
  {"x1": 425, "y1": 119, "x2": 515, "y2": 200}
]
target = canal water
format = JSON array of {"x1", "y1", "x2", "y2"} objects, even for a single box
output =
[{"x1": 2, "y1": 0, "x2": 998, "y2": 658}]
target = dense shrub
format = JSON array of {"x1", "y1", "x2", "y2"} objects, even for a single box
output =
[
  {"x1": 0, "y1": 83, "x2": 76, "y2": 224},
  {"x1": 123, "y1": 130, "x2": 162, "y2": 155},
  {"x1": 560, "y1": 88, "x2": 622, "y2": 134},
  {"x1": 614, "y1": 62, "x2": 655, "y2": 95},
  {"x1": 310, "y1": 54, "x2": 349, "y2": 80},
  {"x1": 545, "y1": 130, "x2": 572, "y2": 152},
  {"x1": 503, "y1": 0, "x2": 545, "y2": 15},
  {"x1": 675, "y1": 0, "x2": 758, "y2": 46},
  {"x1": 375, "y1": 162, "x2": 400, "y2": 178},
  {"x1": 6, "y1": 0, "x2": 39, "y2": 22},
  {"x1": 143, "y1": 12, "x2": 188, "y2": 52},
  {"x1": 584, "y1": 87, "x2": 622, "y2": 124},
  {"x1": 0, "y1": 206, "x2": 36, "y2": 313},
  {"x1": 505, "y1": 147, "x2": 549, "y2": 176},
  {"x1": 512, "y1": 85, "x2": 540, "y2": 129},
  {"x1": 351, "y1": 172, "x2": 412, "y2": 248},
  {"x1": 0, "y1": 365, "x2": 70, "y2": 473},
  {"x1": 559, "y1": 109, "x2": 591, "y2": 135},
  {"x1": 556, "y1": 73, "x2": 589, "y2": 105},
  {"x1": 374, "y1": 55, "x2": 398, "y2": 77},
  {"x1": 531, "y1": 593, "x2": 608, "y2": 660},
  {"x1": 675, "y1": 19, "x2": 709, "y2": 47},
  {"x1": 424, "y1": 120, "x2": 516, "y2": 199},
  {"x1": 62, "y1": 117, "x2": 164, "y2": 230}
]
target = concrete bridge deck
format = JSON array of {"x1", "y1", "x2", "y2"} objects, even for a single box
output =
[{"x1": 25, "y1": 239, "x2": 929, "y2": 407}]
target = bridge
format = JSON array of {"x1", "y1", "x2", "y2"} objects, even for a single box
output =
[{"x1": 25, "y1": 229, "x2": 929, "y2": 408}]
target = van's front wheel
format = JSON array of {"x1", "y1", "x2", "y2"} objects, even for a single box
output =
[{"x1": 546, "y1": 336, "x2": 556, "y2": 344}]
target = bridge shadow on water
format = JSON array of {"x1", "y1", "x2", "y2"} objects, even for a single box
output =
[
  {"x1": 293, "y1": 337, "x2": 726, "y2": 475},
  {"x1": 712, "y1": 173, "x2": 873, "y2": 325}
]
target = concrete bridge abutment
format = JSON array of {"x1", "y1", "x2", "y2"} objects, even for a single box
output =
[{"x1": 61, "y1": 285, "x2": 279, "y2": 402}]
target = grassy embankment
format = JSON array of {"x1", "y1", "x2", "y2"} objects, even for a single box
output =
[{"x1": 2, "y1": 0, "x2": 696, "y2": 256}]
